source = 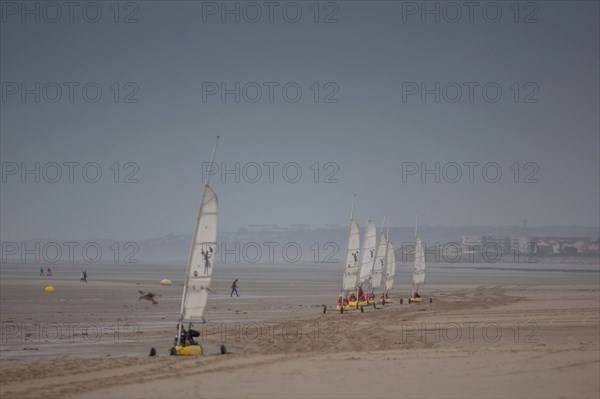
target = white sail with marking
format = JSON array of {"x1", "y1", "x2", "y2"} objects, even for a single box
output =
[
  {"x1": 181, "y1": 184, "x2": 218, "y2": 321},
  {"x1": 357, "y1": 219, "x2": 377, "y2": 286},
  {"x1": 370, "y1": 233, "x2": 387, "y2": 289},
  {"x1": 413, "y1": 236, "x2": 426, "y2": 286},
  {"x1": 385, "y1": 242, "x2": 395, "y2": 291},
  {"x1": 342, "y1": 219, "x2": 361, "y2": 291}
]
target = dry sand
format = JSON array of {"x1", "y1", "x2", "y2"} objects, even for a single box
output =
[{"x1": 0, "y1": 263, "x2": 598, "y2": 398}]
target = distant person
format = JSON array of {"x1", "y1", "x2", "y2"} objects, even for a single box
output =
[
  {"x1": 46, "y1": 267, "x2": 52, "y2": 276},
  {"x1": 40, "y1": 267, "x2": 44, "y2": 276},
  {"x1": 230, "y1": 279, "x2": 239, "y2": 297},
  {"x1": 81, "y1": 270, "x2": 88, "y2": 283}
]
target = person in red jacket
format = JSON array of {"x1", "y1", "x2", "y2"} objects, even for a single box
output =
[{"x1": 358, "y1": 286, "x2": 364, "y2": 301}]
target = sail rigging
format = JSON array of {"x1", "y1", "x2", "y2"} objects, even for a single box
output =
[
  {"x1": 357, "y1": 219, "x2": 377, "y2": 286},
  {"x1": 385, "y1": 242, "x2": 395, "y2": 291},
  {"x1": 370, "y1": 233, "x2": 387, "y2": 290},
  {"x1": 179, "y1": 137, "x2": 219, "y2": 325},
  {"x1": 413, "y1": 236, "x2": 426, "y2": 287},
  {"x1": 342, "y1": 219, "x2": 361, "y2": 292},
  {"x1": 180, "y1": 184, "x2": 218, "y2": 321}
]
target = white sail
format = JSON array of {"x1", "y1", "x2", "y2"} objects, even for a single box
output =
[
  {"x1": 181, "y1": 184, "x2": 218, "y2": 321},
  {"x1": 370, "y1": 233, "x2": 387, "y2": 289},
  {"x1": 413, "y1": 236, "x2": 426, "y2": 285},
  {"x1": 342, "y1": 219, "x2": 361, "y2": 291},
  {"x1": 385, "y1": 242, "x2": 395, "y2": 291},
  {"x1": 357, "y1": 219, "x2": 377, "y2": 286}
]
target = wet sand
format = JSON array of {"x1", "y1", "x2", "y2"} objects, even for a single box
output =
[{"x1": 0, "y1": 262, "x2": 598, "y2": 398}]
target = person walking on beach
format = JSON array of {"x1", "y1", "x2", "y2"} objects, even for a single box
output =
[
  {"x1": 230, "y1": 279, "x2": 239, "y2": 297},
  {"x1": 81, "y1": 270, "x2": 88, "y2": 283},
  {"x1": 40, "y1": 267, "x2": 44, "y2": 276}
]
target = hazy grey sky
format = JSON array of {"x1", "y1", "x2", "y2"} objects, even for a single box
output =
[{"x1": 1, "y1": 1, "x2": 599, "y2": 240}]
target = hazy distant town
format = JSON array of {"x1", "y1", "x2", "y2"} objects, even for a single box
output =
[{"x1": 2, "y1": 224, "x2": 598, "y2": 265}]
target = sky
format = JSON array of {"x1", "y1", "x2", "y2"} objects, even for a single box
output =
[{"x1": 1, "y1": 0, "x2": 599, "y2": 240}]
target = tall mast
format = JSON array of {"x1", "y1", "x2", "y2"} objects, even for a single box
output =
[
  {"x1": 415, "y1": 213, "x2": 418, "y2": 239},
  {"x1": 205, "y1": 136, "x2": 220, "y2": 186},
  {"x1": 386, "y1": 214, "x2": 390, "y2": 238},
  {"x1": 356, "y1": 215, "x2": 371, "y2": 292},
  {"x1": 369, "y1": 214, "x2": 387, "y2": 292},
  {"x1": 378, "y1": 215, "x2": 387, "y2": 237},
  {"x1": 342, "y1": 195, "x2": 357, "y2": 295},
  {"x1": 384, "y1": 214, "x2": 390, "y2": 295},
  {"x1": 412, "y1": 214, "x2": 416, "y2": 295},
  {"x1": 385, "y1": 214, "x2": 391, "y2": 294}
]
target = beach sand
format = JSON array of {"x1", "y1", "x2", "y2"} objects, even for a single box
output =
[{"x1": 0, "y1": 263, "x2": 598, "y2": 398}]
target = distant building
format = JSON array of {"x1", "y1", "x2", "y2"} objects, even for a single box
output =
[
  {"x1": 482, "y1": 236, "x2": 512, "y2": 253},
  {"x1": 462, "y1": 235, "x2": 532, "y2": 254},
  {"x1": 511, "y1": 237, "x2": 534, "y2": 253},
  {"x1": 530, "y1": 237, "x2": 598, "y2": 254},
  {"x1": 462, "y1": 235, "x2": 482, "y2": 250},
  {"x1": 535, "y1": 241, "x2": 553, "y2": 255}
]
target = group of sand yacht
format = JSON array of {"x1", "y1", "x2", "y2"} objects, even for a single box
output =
[{"x1": 336, "y1": 197, "x2": 429, "y2": 313}]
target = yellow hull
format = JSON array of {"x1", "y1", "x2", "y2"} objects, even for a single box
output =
[
  {"x1": 348, "y1": 301, "x2": 367, "y2": 307},
  {"x1": 409, "y1": 297, "x2": 423, "y2": 303},
  {"x1": 380, "y1": 298, "x2": 393, "y2": 303},
  {"x1": 336, "y1": 305, "x2": 350, "y2": 311},
  {"x1": 174, "y1": 345, "x2": 203, "y2": 356}
]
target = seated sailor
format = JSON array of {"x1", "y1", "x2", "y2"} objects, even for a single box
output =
[{"x1": 176, "y1": 324, "x2": 201, "y2": 346}]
